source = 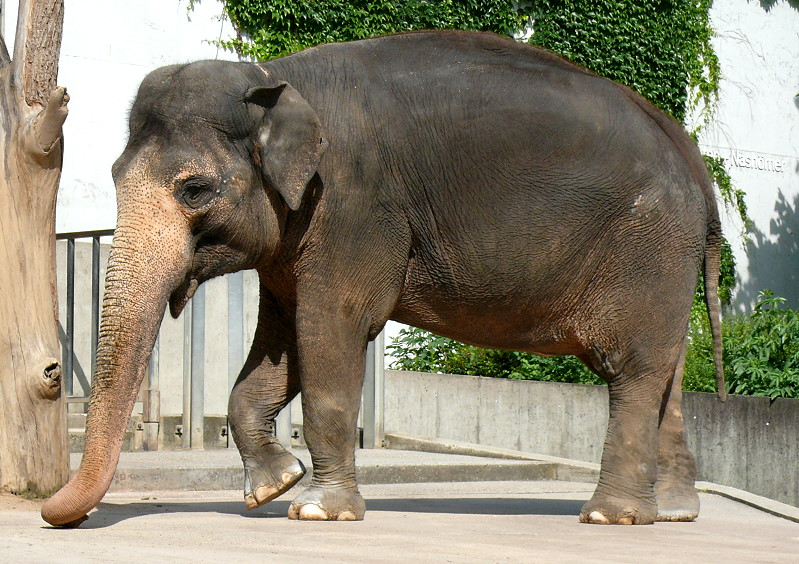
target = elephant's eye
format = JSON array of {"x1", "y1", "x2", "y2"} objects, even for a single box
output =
[{"x1": 180, "y1": 177, "x2": 216, "y2": 209}]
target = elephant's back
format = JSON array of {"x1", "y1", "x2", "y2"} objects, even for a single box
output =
[{"x1": 266, "y1": 32, "x2": 711, "y2": 353}]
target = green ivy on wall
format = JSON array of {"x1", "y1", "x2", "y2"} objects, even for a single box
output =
[
  {"x1": 218, "y1": 1, "x2": 720, "y2": 124},
  {"x1": 525, "y1": 0, "x2": 720, "y2": 125},
  {"x1": 219, "y1": 1, "x2": 524, "y2": 61}
]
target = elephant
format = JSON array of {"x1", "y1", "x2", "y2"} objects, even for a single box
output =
[{"x1": 41, "y1": 30, "x2": 723, "y2": 527}]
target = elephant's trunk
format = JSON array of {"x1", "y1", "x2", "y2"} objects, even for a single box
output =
[{"x1": 41, "y1": 215, "x2": 191, "y2": 526}]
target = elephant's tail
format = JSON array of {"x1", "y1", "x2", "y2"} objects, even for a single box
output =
[{"x1": 703, "y1": 219, "x2": 726, "y2": 401}]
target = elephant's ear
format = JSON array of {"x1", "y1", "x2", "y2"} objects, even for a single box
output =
[{"x1": 245, "y1": 82, "x2": 328, "y2": 211}]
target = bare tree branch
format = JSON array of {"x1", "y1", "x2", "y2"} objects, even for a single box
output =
[
  {"x1": 33, "y1": 86, "x2": 69, "y2": 155},
  {"x1": 13, "y1": 0, "x2": 64, "y2": 106},
  {"x1": 0, "y1": 31, "x2": 11, "y2": 67}
]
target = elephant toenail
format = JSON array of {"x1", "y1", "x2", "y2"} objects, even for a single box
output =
[
  {"x1": 588, "y1": 511, "x2": 610, "y2": 524},
  {"x1": 298, "y1": 504, "x2": 329, "y2": 520}
]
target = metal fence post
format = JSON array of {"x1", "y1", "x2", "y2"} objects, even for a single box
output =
[
  {"x1": 64, "y1": 238, "x2": 75, "y2": 397},
  {"x1": 190, "y1": 284, "x2": 206, "y2": 450},
  {"x1": 362, "y1": 330, "x2": 385, "y2": 448},
  {"x1": 56, "y1": 229, "x2": 115, "y2": 407},
  {"x1": 227, "y1": 271, "x2": 244, "y2": 448},
  {"x1": 143, "y1": 335, "x2": 160, "y2": 451},
  {"x1": 182, "y1": 304, "x2": 192, "y2": 449},
  {"x1": 90, "y1": 236, "x2": 101, "y2": 380}
]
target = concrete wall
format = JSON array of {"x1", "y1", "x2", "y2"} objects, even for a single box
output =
[
  {"x1": 384, "y1": 370, "x2": 799, "y2": 508},
  {"x1": 385, "y1": 371, "x2": 609, "y2": 462}
]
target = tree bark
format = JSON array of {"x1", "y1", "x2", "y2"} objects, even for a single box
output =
[{"x1": 0, "y1": 0, "x2": 69, "y2": 496}]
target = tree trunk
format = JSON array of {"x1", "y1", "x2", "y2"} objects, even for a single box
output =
[{"x1": 0, "y1": 0, "x2": 69, "y2": 496}]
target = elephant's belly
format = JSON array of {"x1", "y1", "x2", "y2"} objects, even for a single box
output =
[{"x1": 390, "y1": 289, "x2": 585, "y2": 357}]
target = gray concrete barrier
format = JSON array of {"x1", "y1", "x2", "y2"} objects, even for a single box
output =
[{"x1": 384, "y1": 370, "x2": 799, "y2": 508}]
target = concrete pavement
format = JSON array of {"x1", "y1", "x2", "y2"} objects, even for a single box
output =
[
  {"x1": 3, "y1": 481, "x2": 799, "y2": 563},
  {"x1": 2, "y1": 443, "x2": 798, "y2": 562}
]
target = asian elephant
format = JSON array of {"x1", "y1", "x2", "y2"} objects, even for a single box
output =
[{"x1": 41, "y1": 30, "x2": 723, "y2": 527}]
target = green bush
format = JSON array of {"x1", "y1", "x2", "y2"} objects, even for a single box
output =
[
  {"x1": 390, "y1": 292, "x2": 799, "y2": 400},
  {"x1": 686, "y1": 291, "x2": 799, "y2": 399},
  {"x1": 386, "y1": 327, "x2": 602, "y2": 386}
]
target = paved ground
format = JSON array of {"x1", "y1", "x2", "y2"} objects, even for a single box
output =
[
  {"x1": 2, "y1": 446, "x2": 798, "y2": 562},
  {"x1": 3, "y1": 481, "x2": 799, "y2": 563}
]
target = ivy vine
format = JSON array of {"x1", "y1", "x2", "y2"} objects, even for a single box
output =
[
  {"x1": 218, "y1": 1, "x2": 524, "y2": 61},
  {"x1": 523, "y1": 0, "x2": 720, "y2": 125},
  {"x1": 217, "y1": 1, "x2": 719, "y2": 122}
]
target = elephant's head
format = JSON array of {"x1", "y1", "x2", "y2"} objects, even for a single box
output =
[{"x1": 41, "y1": 61, "x2": 327, "y2": 526}]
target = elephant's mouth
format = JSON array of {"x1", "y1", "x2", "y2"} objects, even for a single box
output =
[
  {"x1": 169, "y1": 276, "x2": 199, "y2": 318},
  {"x1": 168, "y1": 239, "x2": 249, "y2": 318}
]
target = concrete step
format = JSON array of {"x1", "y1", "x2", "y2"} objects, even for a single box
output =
[{"x1": 71, "y1": 447, "x2": 572, "y2": 493}]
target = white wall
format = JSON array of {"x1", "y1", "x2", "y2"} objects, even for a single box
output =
[
  {"x1": 3, "y1": 0, "x2": 238, "y2": 233},
  {"x1": 693, "y1": 0, "x2": 799, "y2": 310}
]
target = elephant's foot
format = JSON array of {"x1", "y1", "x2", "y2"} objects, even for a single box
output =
[
  {"x1": 579, "y1": 492, "x2": 657, "y2": 525},
  {"x1": 654, "y1": 482, "x2": 699, "y2": 522},
  {"x1": 288, "y1": 486, "x2": 366, "y2": 521},
  {"x1": 243, "y1": 445, "x2": 306, "y2": 510}
]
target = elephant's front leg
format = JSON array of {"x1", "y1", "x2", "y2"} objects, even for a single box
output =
[
  {"x1": 287, "y1": 310, "x2": 370, "y2": 521},
  {"x1": 228, "y1": 285, "x2": 305, "y2": 510}
]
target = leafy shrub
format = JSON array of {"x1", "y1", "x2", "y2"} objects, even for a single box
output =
[
  {"x1": 676, "y1": 290, "x2": 799, "y2": 399},
  {"x1": 386, "y1": 327, "x2": 602, "y2": 386},
  {"x1": 391, "y1": 292, "x2": 799, "y2": 400}
]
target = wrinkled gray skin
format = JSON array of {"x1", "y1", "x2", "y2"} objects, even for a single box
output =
[{"x1": 42, "y1": 31, "x2": 723, "y2": 527}]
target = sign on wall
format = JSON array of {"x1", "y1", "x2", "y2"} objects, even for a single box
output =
[{"x1": 702, "y1": 145, "x2": 794, "y2": 175}]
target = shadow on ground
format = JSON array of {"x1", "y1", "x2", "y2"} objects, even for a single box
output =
[{"x1": 53, "y1": 497, "x2": 585, "y2": 529}]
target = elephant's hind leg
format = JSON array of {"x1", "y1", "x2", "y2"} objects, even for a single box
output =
[
  {"x1": 228, "y1": 284, "x2": 305, "y2": 510},
  {"x1": 578, "y1": 343, "x2": 681, "y2": 525},
  {"x1": 655, "y1": 341, "x2": 700, "y2": 522}
]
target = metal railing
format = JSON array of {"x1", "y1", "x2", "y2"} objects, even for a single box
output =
[
  {"x1": 56, "y1": 230, "x2": 384, "y2": 450},
  {"x1": 56, "y1": 229, "x2": 113, "y2": 400}
]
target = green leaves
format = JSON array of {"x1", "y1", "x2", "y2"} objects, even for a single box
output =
[
  {"x1": 687, "y1": 291, "x2": 799, "y2": 399},
  {"x1": 525, "y1": 0, "x2": 719, "y2": 123},
  {"x1": 724, "y1": 292, "x2": 799, "y2": 399},
  {"x1": 217, "y1": 1, "x2": 722, "y2": 125},
  {"x1": 386, "y1": 327, "x2": 602, "y2": 385},
  {"x1": 219, "y1": 0, "x2": 525, "y2": 60},
  {"x1": 704, "y1": 154, "x2": 751, "y2": 234}
]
